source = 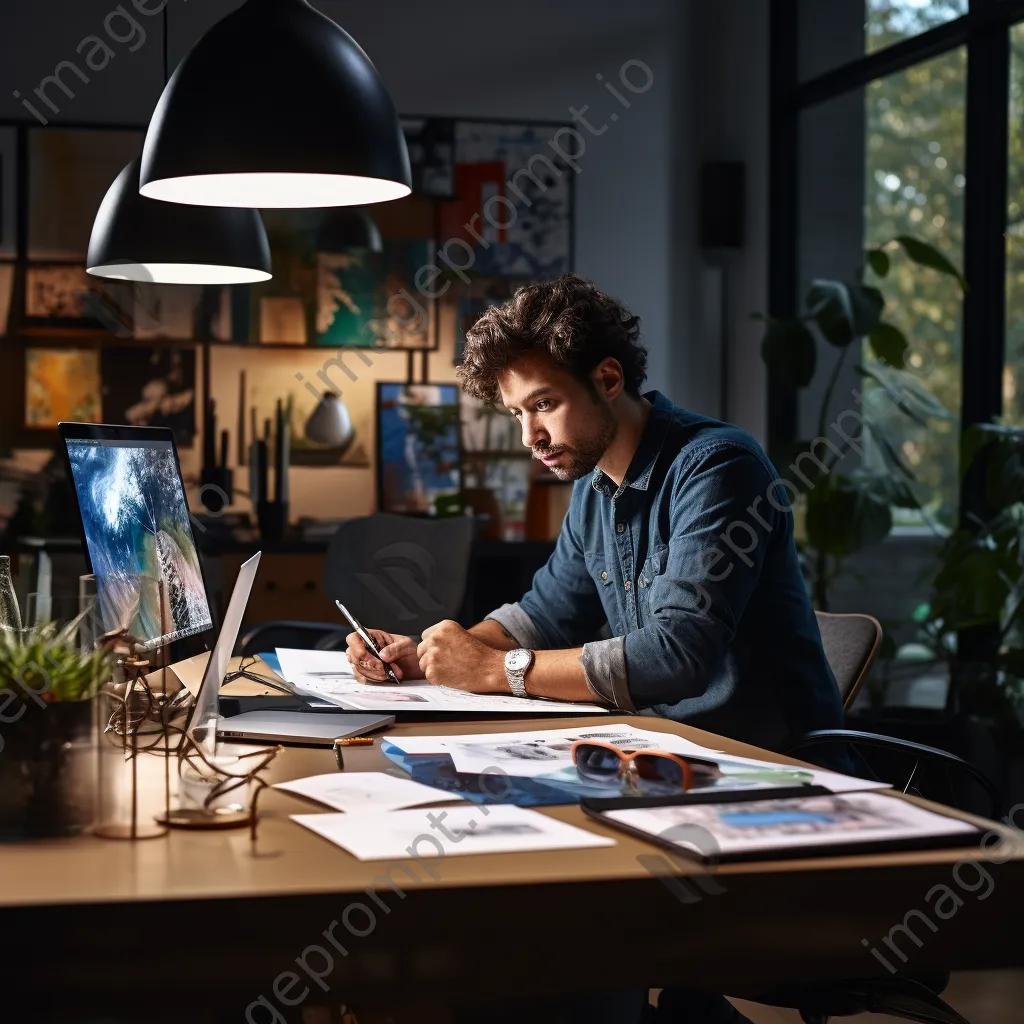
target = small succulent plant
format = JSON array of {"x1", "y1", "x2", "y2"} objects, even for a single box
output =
[{"x1": 0, "y1": 616, "x2": 114, "y2": 703}]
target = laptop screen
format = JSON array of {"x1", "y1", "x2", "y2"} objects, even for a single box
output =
[{"x1": 61, "y1": 424, "x2": 213, "y2": 649}]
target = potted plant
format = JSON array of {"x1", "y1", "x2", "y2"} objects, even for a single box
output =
[
  {"x1": 0, "y1": 618, "x2": 114, "y2": 838},
  {"x1": 756, "y1": 235, "x2": 965, "y2": 609}
]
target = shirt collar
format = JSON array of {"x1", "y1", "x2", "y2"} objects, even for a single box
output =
[{"x1": 591, "y1": 391, "x2": 675, "y2": 496}]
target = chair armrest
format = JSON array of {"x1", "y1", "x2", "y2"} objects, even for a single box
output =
[{"x1": 788, "y1": 728, "x2": 1002, "y2": 818}]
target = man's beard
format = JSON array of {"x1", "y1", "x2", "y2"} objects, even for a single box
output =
[{"x1": 533, "y1": 401, "x2": 618, "y2": 482}]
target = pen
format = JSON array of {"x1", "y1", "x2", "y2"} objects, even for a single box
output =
[
  {"x1": 334, "y1": 736, "x2": 374, "y2": 770},
  {"x1": 334, "y1": 600, "x2": 401, "y2": 686}
]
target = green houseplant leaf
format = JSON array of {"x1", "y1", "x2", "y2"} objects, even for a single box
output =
[
  {"x1": 868, "y1": 322, "x2": 909, "y2": 367},
  {"x1": 866, "y1": 248, "x2": 890, "y2": 278},
  {"x1": 894, "y1": 235, "x2": 968, "y2": 294},
  {"x1": 806, "y1": 280, "x2": 884, "y2": 346},
  {"x1": 858, "y1": 362, "x2": 951, "y2": 426},
  {"x1": 804, "y1": 475, "x2": 893, "y2": 560}
]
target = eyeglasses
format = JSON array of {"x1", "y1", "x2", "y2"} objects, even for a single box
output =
[{"x1": 571, "y1": 740, "x2": 697, "y2": 793}]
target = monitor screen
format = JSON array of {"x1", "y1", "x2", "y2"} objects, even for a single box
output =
[{"x1": 61, "y1": 424, "x2": 212, "y2": 649}]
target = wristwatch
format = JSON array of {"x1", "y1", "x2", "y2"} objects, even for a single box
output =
[{"x1": 504, "y1": 648, "x2": 534, "y2": 697}]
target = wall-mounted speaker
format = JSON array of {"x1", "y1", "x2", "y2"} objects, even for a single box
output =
[{"x1": 700, "y1": 161, "x2": 746, "y2": 249}]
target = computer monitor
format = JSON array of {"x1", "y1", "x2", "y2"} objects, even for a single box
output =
[{"x1": 59, "y1": 422, "x2": 213, "y2": 650}]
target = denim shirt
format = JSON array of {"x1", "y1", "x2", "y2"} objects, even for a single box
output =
[{"x1": 487, "y1": 391, "x2": 846, "y2": 753}]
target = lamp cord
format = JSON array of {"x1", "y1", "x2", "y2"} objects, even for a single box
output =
[{"x1": 162, "y1": 4, "x2": 169, "y2": 86}]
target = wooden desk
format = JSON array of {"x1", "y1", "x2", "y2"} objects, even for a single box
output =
[{"x1": 0, "y1": 715, "x2": 1021, "y2": 1021}]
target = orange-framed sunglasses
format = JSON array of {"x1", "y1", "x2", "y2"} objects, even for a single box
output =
[{"x1": 571, "y1": 739, "x2": 695, "y2": 793}]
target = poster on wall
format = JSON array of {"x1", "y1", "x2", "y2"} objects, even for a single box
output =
[
  {"x1": 316, "y1": 240, "x2": 435, "y2": 349},
  {"x1": 376, "y1": 383, "x2": 461, "y2": 514},
  {"x1": 25, "y1": 349, "x2": 101, "y2": 426},
  {"x1": 440, "y1": 121, "x2": 573, "y2": 279},
  {"x1": 100, "y1": 347, "x2": 197, "y2": 446}
]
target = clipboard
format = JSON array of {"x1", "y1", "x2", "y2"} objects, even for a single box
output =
[{"x1": 580, "y1": 787, "x2": 986, "y2": 864}]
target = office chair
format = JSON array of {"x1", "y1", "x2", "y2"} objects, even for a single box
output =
[
  {"x1": 322, "y1": 513, "x2": 476, "y2": 637},
  {"x1": 237, "y1": 514, "x2": 476, "y2": 656},
  {"x1": 753, "y1": 612, "x2": 998, "y2": 1024}
]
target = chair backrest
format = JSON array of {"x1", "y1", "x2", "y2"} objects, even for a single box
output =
[
  {"x1": 815, "y1": 611, "x2": 883, "y2": 710},
  {"x1": 323, "y1": 513, "x2": 476, "y2": 637}
]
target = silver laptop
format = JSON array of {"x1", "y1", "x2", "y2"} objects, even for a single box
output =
[{"x1": 188, "y1": 552, "x2": 393, "y2": 750}]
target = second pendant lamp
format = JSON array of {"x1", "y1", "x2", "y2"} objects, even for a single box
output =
[
  {"x1": 139, "y1": 0, "x2": 412, "y2": 209},
  {"x1": 87, "y1": 157, "x2": 272, "y2": 284}
]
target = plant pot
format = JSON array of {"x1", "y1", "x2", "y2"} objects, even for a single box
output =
[{"x1": 0, "y1": 699, "x2": 96, "y2": 839}]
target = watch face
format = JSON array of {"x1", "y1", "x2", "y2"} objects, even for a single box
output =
[{"x1": 506, "y1": 649, "x2": 531, "y2": 672}]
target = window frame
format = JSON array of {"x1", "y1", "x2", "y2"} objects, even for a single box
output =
[{"x1": 769, "y1": 0, "x2": 1024, "y2": 496}]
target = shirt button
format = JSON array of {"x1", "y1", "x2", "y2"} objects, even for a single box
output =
[
  {"x1": 600, "y1": 571, "x2": 608, "y2": 581},
  {"x1": 624, "y1": 580, "x2": 632, "y2": 592},
  {"x1": 616, "y1": 523, "x2": 625, "y2": 534},
  {"x1": 639, "y1": 578, "x2": 647, "y2": 588}
]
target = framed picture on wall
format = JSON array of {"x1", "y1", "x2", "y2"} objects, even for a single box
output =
[
  {"x1": 376, "y1": 382, "x2": 461, "y2": 514},
  {"x1": 23, "y1": 263, "x2": 105, "y2": 329},
  {"x1": 24, "y1": 348, "x2": 101, "y2": 427}
]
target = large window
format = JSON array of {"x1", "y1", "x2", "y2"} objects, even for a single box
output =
[
  {"x1": 778, "y1": 0, "x2": 1020, "y2": 523},
  {"x1": 864, "y1": 48, "x2": 966, "y2": 519}
]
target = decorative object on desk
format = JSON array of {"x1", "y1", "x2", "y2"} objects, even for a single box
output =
[
  {"x1": 24, "y1": 264, "x2": 101, "y2": 327},
  {"x1": 25, "y1": 349, "x2": 101, "y2": 427},
  {"x1": 440, "y1": 121, "x2": 573, "y2": 278},
  {"x1": 101, "y1": 347, "x2": 197, "y2": 445},
  {"x1": 0, "y1": 615, "x2": 114, "y2": 838},
  {"x1": 376, "y1": 383, "x2": 461, "y2": 515},
  {"x1": 87, "y1": 156, "x2": 272, "y2": 286},
  {"x1": 138, "y1": 0, "x2": 412, "y2": 208},
  {"x1": 316, "y1": 239, "x2": 435, "y2": 349}
]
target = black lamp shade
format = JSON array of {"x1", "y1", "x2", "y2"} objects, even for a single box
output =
[
  {"x1": 139, "y1": 0, "x2": 412, "y2": 209},
  {"x1": 319, "y1": 209, "x2": 383, "y2": 253},
  {"x1": 87, "y1": 158, "x2": 272, "y2": 284}
]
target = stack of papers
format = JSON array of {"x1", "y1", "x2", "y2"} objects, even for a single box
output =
[
  {"x1": 387, "y1": 723, "x2": 892, "y2": 795},
  {"x1": 275, "y1": 648, "x2": 609, "y2": 715}
]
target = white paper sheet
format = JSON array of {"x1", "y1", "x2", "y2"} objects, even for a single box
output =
[
  {"x1": 275, "y1": 648, "x2": 608, "y2": 715},
  {"x1": 292, "y1": 803, "x2": 616, "y2": 861},
  {"x1": 274, "y1": 772, "x2": 464, "y2": 812}
]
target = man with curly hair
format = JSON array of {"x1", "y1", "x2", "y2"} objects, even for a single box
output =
[
  {"x1": 346, "y1": 273, "x2": 849, "y2": 1022},
  {"x1": 348, "y1": 273, "x2": 844, "y2": 753}
]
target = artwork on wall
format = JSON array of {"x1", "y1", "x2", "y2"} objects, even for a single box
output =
[
  {"x1": 440, "y1": 121, "x2": 573, "y2": 279},
  {"x1": 376, "y1": 383, "x2": 461, "y2": 514},
  {"x1": 316, "y1": 239, "x2": 435, "y2": 349},
  {"x1": 259, "y1": 296, "x2": 307, "y2": 345},
  {"x1": 24, "y1": 264, "x2": 98, "y2": 325},
  {"x1": 401, "y1": 117, "x2": 455, "y2": 198},
  {"x1": 25, "y1": 348, "x2": 101, "y2": 427},
  {"x1": 100, "y1": 347, "x2": 197, "y2": 446},
  {"x1": 460, "y1": 391, "x2": 519, "y2": 452},
  {"x1": 132, "y1": 285, "x2": 200, "y2": 341}
]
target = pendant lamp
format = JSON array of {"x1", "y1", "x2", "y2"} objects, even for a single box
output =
[
  {"x1": 87, "y1": 157, "x2": 272, "y2": 284},
  {"x1": 86, "y1": 4, "x2": 272, "y2": 285},
  {"x1": 139, "y1": 0, "x2": 412, "y2": 209}
]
